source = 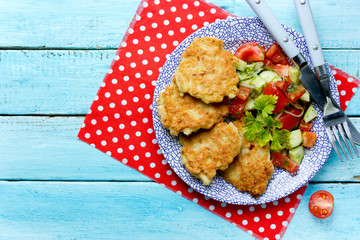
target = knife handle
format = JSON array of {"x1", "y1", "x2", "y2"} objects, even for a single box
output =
[
  {"x1": 293, "y1": 0, "x2": 325, "y2": 67},
  {"x1": 246, "y1": 0, "x2": 299, "y2": 59}
]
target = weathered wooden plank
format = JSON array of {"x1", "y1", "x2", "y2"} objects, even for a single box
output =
[
  {"x1": 0, "y1": 0, "x2": 139, "y2": 49},
  {"x1": 0, "y1": 181, "x2": 250, "y2": 240},
  {"x1": 1, "y1": 116, "x2": 360, "y2": 182},
  {"x1": 1, "y1": 50, "x2": 360, "y2": 115},
  {"x1": 0, "y1": 116, "x2": 149, "y2": 181},
  {"x1": 0, "y1": 50, "x2": 117, "y2": 115},
  {"x1": 0, "y1": 181, "x2": 359, "y2": 239},
  {"x1": 1, "y1": 0, "x2": 359, "y2": 49}
]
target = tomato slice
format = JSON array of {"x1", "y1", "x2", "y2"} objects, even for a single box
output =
[
  {"x1": 262, "y1": 81, "x2": 290, "y2": 113},
  {"x1": 234, "y1": 42, "x2": 265, "y2": 62},
  {"x1": 229, "y1": 97, "x2": 248, "y2": 118},
  {"x1": 277, "y1": 107, "x2": 303, "y2": 130},
  {"x1": 283, "y1": 82, "x2": 306, "y2": 102},
  {"x1": 302, "y1": 131, "x2": 317, "y2": 148},
  {"x1": 309, "y1": 190, "x2": 334, "y2": 219},
  {"x1": 299, "y1": 119, "x2": 314, "y2": 131},
  {"x1": 264, "y1": 59, "x2": 274, "y2": 68},
  {"x1": 271, "y1": 64, "x2": 292, "y2": 78},
  {"x1": 265, "y1": 42, "x2": 289, "y2": 65},
  {"x1": 270, "y1": 152, "x2": 299, "y2": 173},
  {"x1": 274, "y1": 79, "x2": 290, "y2": 92},
  {"x1": 237, "y1": 85, "x2": 252, "y2": 100}
]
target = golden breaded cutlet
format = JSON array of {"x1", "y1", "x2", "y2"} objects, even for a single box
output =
[
  {"x1": 174, "y1": 37, "x2": 239, "y2": 104},
  {"x1": 221, "y1": 120, "x2": 274, "y2": 196},
  {"x1": 157, "y1": 80, "x2": 229, "y2": 136},
  {"x1": 179, "y1": 122, "x2": 242, "y2": 185}
]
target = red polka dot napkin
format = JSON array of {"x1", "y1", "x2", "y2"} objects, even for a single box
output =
[{"x1": 78, "y1": 1, "x2": 359, "y2": 239}]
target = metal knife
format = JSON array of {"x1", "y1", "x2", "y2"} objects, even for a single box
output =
[
  {"x1": 293, "y1": 0, "x2": 360, "y2": 145},
  {"x1": 246, "y1": 0, "x2": 360, "y2": 145}
]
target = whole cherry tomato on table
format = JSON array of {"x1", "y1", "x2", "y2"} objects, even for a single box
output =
[{"x1": 309, "y1": 190, "x2": 334, "y2": 219}]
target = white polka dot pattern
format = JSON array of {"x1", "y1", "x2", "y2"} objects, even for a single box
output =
[{"x1": 78, "y1": 1, "x2": 360, "y2": 240}]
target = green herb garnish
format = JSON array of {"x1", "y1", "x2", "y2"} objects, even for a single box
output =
[{"x1": 243, "y1": 95, "x2": 290, "y2": 151}]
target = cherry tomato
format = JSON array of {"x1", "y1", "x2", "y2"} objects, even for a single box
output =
[
  {"x1": 283, "y1": 82, "x2": 306, "y2": 102},
  {"x1": 299, "y1": 119, "x2": 314, "y2": 131},
  {"x1": 262, "y1": 81, "x2": 290, "y2": 113},
  {"x1": 277, "y1": 107, "x2": 302, "y2": 130},
  {"x1": 234, "y1": 42, "x2": 265, "y2": 62},
  {"x1": 237, "y1": 85, "x2": 252, "y2": 100},
  {"x1": 265, "y1": 42, "x2": 289, "y2": 65},
  {"x1": 229, "y1": 97, "x2": 248, "y2": 118},
  {"x1": 270, "y1": 152, "x2": 299, "y2": 173},
  {"x1": 302, "y1": 131, "x2": 317, "y2": 148},
  {"x1": 309, "y1": 190, "x2": 334, "y2": 219}
]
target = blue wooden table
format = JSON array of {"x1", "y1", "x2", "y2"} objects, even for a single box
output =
[{"x1": 1, "y1": 0, "x2": 360, "y2": 239}]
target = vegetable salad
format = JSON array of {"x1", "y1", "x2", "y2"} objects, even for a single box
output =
[{"x1": 230, "y1": 42, "x2": 318, "y2": 173}]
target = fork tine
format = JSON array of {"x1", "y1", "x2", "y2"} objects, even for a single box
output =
[
  {"x1": 342, "y1": 121, "x2": 360, "y2": 157},
  {"x1": 325, "y1": 127, "x2": 343, "y2": 162},
  {"x1": 332, "y1": 126, "x2": 348, "y2": 160},
  {"x1": 337, "y1": 124, "x2": 354, "y2": 159}
]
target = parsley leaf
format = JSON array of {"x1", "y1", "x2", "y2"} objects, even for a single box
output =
[
  {"x1": 271, "y1": 129, "x2": 290, "y2": 151},
  {"x1": 257, "y1": 129, "x2": 272, "y2": 147},
  {"x1": 242, "y1": 95, "x2": 289, "y2": 149},
  {"x1": 243, "y1": 111, "x2": 256, "y2": 125},
  {"x1": 243, "y1": 112, "x2": 264, "y2": 142},
  {"x1": 254, "y1": 95, "x2": 278, "y2": 118},
  {"x1": 263, "y1": 116, "x2": 282, "y2": 129}
]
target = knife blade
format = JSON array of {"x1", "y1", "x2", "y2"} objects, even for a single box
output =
[{"x1": 293, "y1": 0, "x2": 360, "y2": 145}]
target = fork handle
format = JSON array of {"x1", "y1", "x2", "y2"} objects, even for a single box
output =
[
  {"x1": 294, "y1": 0, "x2": 331, "y2": 97},
  {"x1": 293, "y1": 0, "x2": 325, "y2": 67}
]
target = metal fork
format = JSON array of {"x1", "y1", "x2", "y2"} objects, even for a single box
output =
[
  {"x1": 323, "y1": 96, "x2": 359, "y2": 161},
  {"x1": 294, "y1": 0, "x2": 359, "y2": 161}
]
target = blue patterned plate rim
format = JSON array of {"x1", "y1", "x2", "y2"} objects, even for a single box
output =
[{"x1": 152, "y1": 17, "x2": 336, "y2": 205}]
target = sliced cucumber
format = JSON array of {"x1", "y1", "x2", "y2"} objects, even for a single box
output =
[
  {"x1": 304, "y1": 104, "x2": 317, "y2": 123},
  {"x1": 240, "y1": 79, "x2": 252, "y2": 85},
  {"x1": 289, "y1": 67, "x2": 301, "y2": 85},
  {"x1": 289, "y1": 145, "x2": 305, "y2": 165},
  {"x1": 300, "y1": 88, "x2": 310, "y2": 102},
  {"x1": 247, "y1": 62, "x2": 264, "y2": 75},
  {"x1": 237, "y1": 71, "x2": 254, "y2": 82},
  {"x1": 237, "y1": 62, "x2": 264, "y2": 81},
  {"x1": 251, "y1": 75, "x2": 266, "y2": 94},
  {"x1": 245, "y1": 98, "x2": 255, "y2": 111},
  {"x1": 235, "y1": 59, "x2": 247, "y2": 72},
  {"x1": 288, "y1": 129, "x2": 302, "y2": 149},
  {"x1": 259, "y1": 70, "x2": 282, "y2": 83}
]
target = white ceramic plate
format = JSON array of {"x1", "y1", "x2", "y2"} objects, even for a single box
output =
[{"x1": 152, "y1": 17, "x2": 337, "y2": 205}]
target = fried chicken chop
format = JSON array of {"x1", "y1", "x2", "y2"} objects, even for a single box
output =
[
  {"x1": 174, "y1": 37, "x2": 239, "y2": 104},
  {"x1": 157, "y1": 80, "x2": 229, "y2": 136},
  {"x1": 221, "y1": 120, "x2": 274, "y2": 196},
  {"x1": 179, "y1": 122, "x2": 242, "y2": 185}
]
